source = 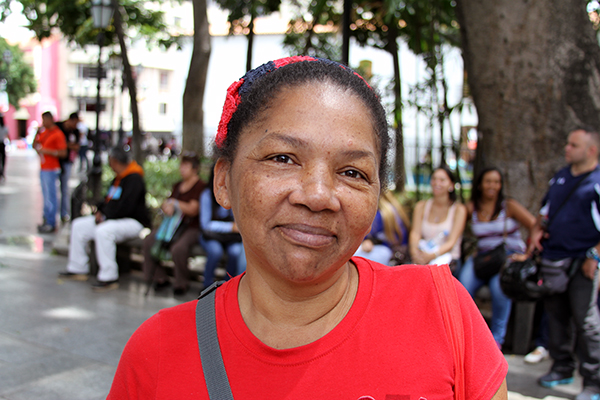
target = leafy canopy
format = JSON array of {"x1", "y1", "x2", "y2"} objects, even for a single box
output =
[
  {"x1": 0, "y1": 37, "x2": 36, "y2": 108},
  {"x1": 0, "y1": 0, "x2": 182, "y2": 50}
]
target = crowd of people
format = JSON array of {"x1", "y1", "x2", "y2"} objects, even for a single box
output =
[{"x1": 17, "y1": 57, "x2": 600, "y2": 399}]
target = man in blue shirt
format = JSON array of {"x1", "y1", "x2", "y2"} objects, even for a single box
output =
[{"x1": 530, "y1": 128, "x2": 600, "y2": 400}]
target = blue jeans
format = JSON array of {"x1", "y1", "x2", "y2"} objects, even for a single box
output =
[
  {"x1": 59, "y1": 162, "x2": 72, "y2": 219},
  {"x1": 200, "y1": 238, "x2": 246, "y2": 288},
  {"x1": 458, "y1": 255, "x2": 512, "y2": 345},
  {"x1": 40, "y1": 169, "x2": 59, "y2": 227}
]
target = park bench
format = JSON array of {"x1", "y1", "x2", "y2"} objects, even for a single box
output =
[{"x1": 87, "y1": 234, "x2": 228, "y2": 286}]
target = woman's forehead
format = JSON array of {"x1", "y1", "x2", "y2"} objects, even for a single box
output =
[{"x1": 246, "y1": 85, "x2": 377, "y2": 143}]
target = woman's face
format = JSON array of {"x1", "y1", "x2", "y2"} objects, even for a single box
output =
[
  {"x1": 430, "y1": 169, "x2": 454, "y2": 198},
  {"x1": 215, "y1": 82, "x2": 381, "y2": 284},
  {"x1": 480, "y1": 170, "x2": 502, "y2": 200},
  {"x1": 179, "y1": 161, "x2": 196, "y2": 180}
]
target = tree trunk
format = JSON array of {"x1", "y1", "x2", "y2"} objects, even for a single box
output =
[
  {"x1": 342, "y1": 0, "x2": 351, "y2": 64},
  {"x1": 388, "y1": 26, "x2": 405, "y2": 192},
  {"x1": 112, "y1": 2, "x2": 143, "y2": 165},
  {"x1": 183, "y1": 0, "x2": 211, "y2": 157},
  {"x1": 246, "y1": 13, "x2": 255, "y2": 72},
  {"x1": 456, "y1": 0, "x2": 600, "y2": 210}
]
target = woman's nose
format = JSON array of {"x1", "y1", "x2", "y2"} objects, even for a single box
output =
[{"x1": 289, "y1": 165, "x2": 341, "y2": 212}]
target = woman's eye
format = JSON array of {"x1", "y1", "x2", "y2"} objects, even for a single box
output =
[
  {"x1": 271, "y1": 154, "x2": 293, "y2": 164},
  {"x1": 342, "y1": 169, "x2": 366, "y2": 180}
]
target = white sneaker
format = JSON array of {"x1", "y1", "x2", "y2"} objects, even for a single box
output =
[{"x1": 524, "y1": 346, "x2": 549, "y2": 364}]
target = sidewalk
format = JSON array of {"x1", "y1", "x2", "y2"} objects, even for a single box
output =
[{"x1": 0, "y1": 148, "x2": 583, "y2": 399}]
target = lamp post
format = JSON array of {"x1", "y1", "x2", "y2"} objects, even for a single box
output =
[{"x1": 90, "y1": 0, "x2": 114, "y2": 201}]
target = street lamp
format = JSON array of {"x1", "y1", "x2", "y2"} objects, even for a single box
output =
[{"x1": 90, "y1": 0, "x2": 114, "y2": 201}]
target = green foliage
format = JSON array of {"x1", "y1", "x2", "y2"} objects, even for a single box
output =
[
  {"x1": 351, "y1": 0, "x2": 459, "y2": 58},
  {"x1": 0, "y1": 37, "x2": 36, "y2": 108},
  {"x1": 215, "y1": 0, "x2": 281, "y2": 33},
  {"x1": 283, "y1": 0, "x2": 342, "y2": 60},
  {"x1": 283, "y1": 30, "x2": 342, "y2": 60},
  {"x1": 143, "y1": 158, "x2": 183, "y2": 209},
  {"x1": 0, "y1": 0, "x2": 182, "y2": 50}
]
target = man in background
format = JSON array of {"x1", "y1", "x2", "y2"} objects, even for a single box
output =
[
  {"x1": 0, "y1": 114, "x2": 8, "y2": 180},
  {"x1": 56, "y1": 112, "x2": 80, "y2": 223},
  {"x1": 530, "y1": 128, "x2": 600, "y2": 400},
  {"x1": 33, "y1": 112, "x2": 67, "y2": 233},
  {"x1": 59, "y1": 146, "x2": 150, "y2": 291}
]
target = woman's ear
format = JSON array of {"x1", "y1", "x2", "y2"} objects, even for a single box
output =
[{"x1": 213, "y1": 158, "x2": 232, "y2": 209}]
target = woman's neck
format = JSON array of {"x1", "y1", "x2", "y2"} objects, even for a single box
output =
[
  {"x1": 432, "y1": 194, "x2": 451, "y2": 206},
  {"x1": 181, "y1": 175, "x2": 199, "y2": 186},
  {"x1": 237, "y1": 262, "x2": 359, "y2": 349},
  {"x1": 478, "y1": 196, "x2": 497, "y2": 206}
]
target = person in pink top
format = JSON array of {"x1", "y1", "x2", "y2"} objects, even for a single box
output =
[
  {"x1": 409, "y1": 166, "x2": 467, "y2": 270},
  {"x1": 108, "y1": 57, "x2": 507, "y2": 399}
]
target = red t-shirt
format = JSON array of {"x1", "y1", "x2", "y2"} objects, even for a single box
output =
[
  {"x1": 109, "y1": 258, "x2": 507, "y2": 399},
  {"x1": 37, "y1": 126, "x2": 67, "y2": 170}
]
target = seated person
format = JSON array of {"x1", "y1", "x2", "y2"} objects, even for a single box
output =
[
  {"x1": 58, "y1": 146, "x2": 150, "y2": 291},
  {"x1": 142, "y1": 152, "x2": 205, "y2": 295},
  {"x1": 199, "y1": 165, "x2": 246, "y2": 289},
  {"x1": 354, "y1": 191, "x2": 410, "y2": 265},
  {"x1": 459, "y1": 167, "x2": 535, "y2": 349},
  {"x1": 409, "y1": 166, "x2": 467, "y2": 269}
]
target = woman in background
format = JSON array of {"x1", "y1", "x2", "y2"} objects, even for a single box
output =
[
  {"x1": 142, "y1": 152, "x2": 205, "y2": 295},
  {"x1": 199, "y1": 165, "x2": 246, "y2": 290},
  {"x1": 354, "y1": 191, "x2": 410, "y2": 265},
  {"x1": 459, "y1": 167, "x2": 535, "y2": 349},
  {"x1": 409, "y1": 166, "x2": 467, "y2": 269}
]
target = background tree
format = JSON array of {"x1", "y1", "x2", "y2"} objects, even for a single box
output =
[
  {"x1": 284, "y1": 0, "x2": 342, "y2": 60},
  {"x1": 0, "y1": 0, "x2": 180, "y2": 163},
  {"x1": 284, "y1": 0, "x2": 459, "y2": 191},
  {"x1": 351, "y1": 0, "x2": 459, "y2": 190},
  {"x1": 182, "y1": 0, "x2": 211, "y2": 157},
  {"x1": 0, "y1": 37, "x2": 36, "y2": 108},
  {"x1": 214, "y1": 0, "x2": 281, "y2": 71},
  {"x1": 455, "y1": 0, "x2": 600, "y2": 210}
]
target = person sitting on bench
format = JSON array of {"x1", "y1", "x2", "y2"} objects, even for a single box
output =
[
  {"x1": 58, "y1": 146, "x2": 150, "y2": 291},
  {"x1": 142, "y1": 152, "x2": 205, "y2": 295}
]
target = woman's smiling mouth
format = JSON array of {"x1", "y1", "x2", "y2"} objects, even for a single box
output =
[{"x1": 277, "y1": 224, "x2": 336, "y2": 248}]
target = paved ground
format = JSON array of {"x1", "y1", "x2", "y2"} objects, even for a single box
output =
[{"x1": 0, "y1": 147, "x2": 588, "y2": 399}]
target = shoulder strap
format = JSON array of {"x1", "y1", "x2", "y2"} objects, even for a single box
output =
[
  {"x1": 196, "y1": 281, "x2": 234, "y2": 400},
  {"x1": 429, "y1": 264, "x2": 465, "y2": 400}
]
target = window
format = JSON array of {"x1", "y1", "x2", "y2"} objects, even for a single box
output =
[
  {"x1": 159, "y1": 71, "x2": 169, "y2": 91},
  {"x1": 159, "y1": 103, "x2": 167, "y2": 115},
  {"x1": 77, "y1": 64, "x2": 106, "y2": 79}
]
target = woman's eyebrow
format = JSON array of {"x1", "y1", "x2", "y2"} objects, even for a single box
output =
[
  {"x1": 256, "y1": 133, "x2": 377, "y2": 160},
  {"x1": 255, "y1": 132, "x2": 309, "y2": 148},
  {"x1": 339, "y1": 149, "x2": 378, "y2": 163}
]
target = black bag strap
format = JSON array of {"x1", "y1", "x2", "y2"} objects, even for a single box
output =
[
  {"x1": 196, "y1": 281, "x2": 234, "y2": 400},
  {"x1": 546, "y1": 168, "x2": 596, "y2": 230}
]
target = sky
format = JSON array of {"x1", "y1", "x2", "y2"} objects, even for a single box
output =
[{"x1": 0, "y1": 1, "x2": 34, "y2": 44}]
